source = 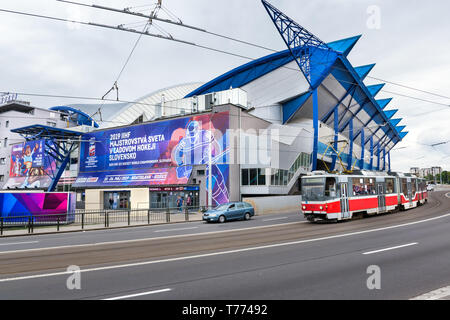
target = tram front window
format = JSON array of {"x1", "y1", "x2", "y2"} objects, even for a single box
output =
[{"x1": 302, "y1": 177, "x2": 336, "y2": 201}]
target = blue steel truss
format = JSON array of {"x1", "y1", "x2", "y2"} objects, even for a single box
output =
[
  {"x1": 11, "y1": 125, "x2": 82, "y2": 192},
  {"x1": 261, "y1": 0, "x2": 338, "y2": 88}
]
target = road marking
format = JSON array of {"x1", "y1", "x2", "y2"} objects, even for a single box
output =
[
  {"x1": 103, "y1": 288, "x2": 172, "y2": 300},
  {"x1": 0, "y1": 221, "x2": 304, "y2": 255},
  {"x1": 445, "y1": 192, "x2": 450, "y2": 199},
  {"x1": 263, "y1": 217, "x2": 288, "y2": 222},
  {"x1": 154, "y1": 227, "x2": 198, "y2": 233},
  {"x1": 411, "y1": 285, "x2": 450, "y2": 300},
  {"x1": 1, "y1": 212, "x2": 449, "y2": 283},
  {"x1": 0, "y1": 241, "x2": 39, "y2": 246},
  {"x1": 362, "y1": 242, "x2": 418, "y2": 255}
]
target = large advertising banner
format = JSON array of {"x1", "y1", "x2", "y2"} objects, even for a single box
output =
[
  {"x1": 74, "y1": 112, "x2": 230, "y2": 205},
  {"x1": 0, "y1": 192, "x2": 75, "y2": 223},
  {"x1": 5, "y1": 140, "x2": 57, "y2": 189}
]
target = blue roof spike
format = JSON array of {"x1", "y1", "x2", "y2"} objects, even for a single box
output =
[
  {"x1": 377, "y1": 98, "x2": 393, "y2": 109},
  {"x1": 327, "y1": 35, "x2": 362, "y2": 56},
  {"x1": 367, "y1": 83, "x2": 385, "y2": 97},
  {"x1": 399, "y1": 132, "x2": 409, "y2": 139},
  {"x1": 261, "y1": 0, "x2": 339, "y2": 89},
  {"x1": 383, "y1": 109, "x2": 398, "y2": 119},
  {"x1": 395, "y1": 125, "x2": 407, "y2": 133},
  {"x1": 354, "y1": 64, "x2": 376, "y2": 80},
  {"x1": 390, "y1": 118, "x2": 402, "y2": 127}
]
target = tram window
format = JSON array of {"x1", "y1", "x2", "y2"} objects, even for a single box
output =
[
  {"x1": 324, "y1": 178, "x2": 336, "y2": 197},
  {"x1": 401, "y1": 179, "x2": 408, "y2": 197},
  {"x1": 386, "y1": 178, "x2": 395, "y2": 193},
  {"x1": 352, "y1": 178, "x2": 366, "y2": 196},
  {"x1": 412, "y1": 179, "x2": 417, "y2": 194},
  {"x1": 364, "y1": 178, "x2": 376, "y2": 195}
]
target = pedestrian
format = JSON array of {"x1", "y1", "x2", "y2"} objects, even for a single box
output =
[
  {"x1": 187, "y1": 195, "x2": 192, "y2": 208},
  {"x1": 177, "y1": 196, "x2": 182, "y2": 212}
]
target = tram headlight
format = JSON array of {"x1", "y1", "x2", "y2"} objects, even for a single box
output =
[
  {"x1": 319, "y1": 206, "x2": 323, "y2": 210},
  {"x1": 302, "y1": 206, "x2": 306, "y2": 210}
]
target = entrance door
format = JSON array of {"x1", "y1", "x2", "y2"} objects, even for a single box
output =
[
  {"x1": 377, "y1": 184, "x2": 386, "y2": 213},
  {"x1": 340, "y1": 183, "x2": 350, "y2": 219}
]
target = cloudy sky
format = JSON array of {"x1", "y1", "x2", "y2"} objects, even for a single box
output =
[{"x1": 0, "y1": 0, "x2": 449, "y2": 172}]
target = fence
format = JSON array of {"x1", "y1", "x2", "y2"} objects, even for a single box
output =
[{"x1": 0, "y1": 206, "x2": 207, "y2": 236}]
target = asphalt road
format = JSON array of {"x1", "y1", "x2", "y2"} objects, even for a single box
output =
[{"x1": 0, "y1": 190, "x2": 449, "y2": 300}]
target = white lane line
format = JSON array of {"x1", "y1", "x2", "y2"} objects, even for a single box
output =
[
  {"x1": 263, "y1": 217, "x2": 288, "y2": 222},
  {"x1": 411, "y1": 285, "x2": 450, "y2": 300},
  {"x1": 103, "y1": 288, "x2": 172, "y2": 300},
  {"x1": 0, "y1": 241, "x2": 39, "y2": 246},
  {"x1": 0, "y1": 221, "x2": 304, "y2": 255},
  {"x1": 362, "y1": 242, "x2": 418, "y2": 255},
  {"x1": 1, "y1": 212, "x2": 449, "y2": 283},
  {"x1": 154, "y1": 227, "x2": 198, "y2": 233}
]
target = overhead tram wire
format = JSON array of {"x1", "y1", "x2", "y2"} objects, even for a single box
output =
[
  {"x1": 55, "y1": 0, "x2": 450, "y2": 102},
  {"x1": 55, "y1": 0, "x2": 278, "y2": 53},
  {"x1": 2, "y1": 7, "x2": 450, "y2": 114},
  {"x1": 98, "y1": 3, "x2": 161, "y2": 113},
  {"x1": 1, "y1": 8, "x2": 448, "y2": 139}
]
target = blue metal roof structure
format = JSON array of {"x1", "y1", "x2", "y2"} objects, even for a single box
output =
[
  {"x1": 185, "y1": 0, "x2": 406, "y2": 171},
  {"x1": 11, "y1": 125, "x2": 82, "y2": 192},
  {"x1": 50, "y1": 106, "x2": 100, "y2": 128}
]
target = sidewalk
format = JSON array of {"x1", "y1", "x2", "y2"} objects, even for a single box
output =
[{"x1": 0, "y1": 212, "x2": 204, "y2": 237}]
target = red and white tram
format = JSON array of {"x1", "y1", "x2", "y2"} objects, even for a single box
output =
[{"x1": 301, "y1": 171, "x2": 428, "y2": 222}]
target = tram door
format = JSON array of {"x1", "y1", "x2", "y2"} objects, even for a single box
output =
[
  {"x1": 340, "y1": 183, "x2": 350, "y2": 219},
  {"x1": 377, "y1": 183, "x2": 386, "y2": 213}
]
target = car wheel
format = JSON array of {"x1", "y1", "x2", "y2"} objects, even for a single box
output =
[
  {"x1": 218, "y1": 215, "x2": 226, "y2": 223},
  {"x1": 244, "y1": 212, "x2": 251, "y2": 221}
]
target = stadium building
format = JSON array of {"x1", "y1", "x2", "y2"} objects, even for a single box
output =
[{"x1": 69, "y1": 3, "x2": 408, "y2": 210}]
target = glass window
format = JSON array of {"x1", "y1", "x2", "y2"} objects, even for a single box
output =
[
  {"x1": 364, "y1": 178, "x2": 376, "y2": 195},
  {"x1": 272, "y1": 169, "x2": 280, "y2": 186},
  {"x1": 3, "y1": 138, "x2": 7, "y2": 148},
  {"x1": 250, "y1": 169, "x2": 258, "y2": 186},
  {"x1": 352, "y1": 178, "x2": 365, "y2": 196},
  {"x1": 302, "y1": 177, "x2": 325, "y2": 201},
  {"x1": 401, "y1": 179, "x2": 408, "y2": 197},
  {"x1": 5, "y1": 121, "x2": 9, "y2": 128},
  {"x1": 386, "y1": 178, "x2": 395, "y2": 194},
  {"x1": 412, "y1": 179, "x2": 417, "y2": 194},
  {"x1": 325, "y1": 178, "x2": 337, "y2": 197},
  {"x1": 258, "y1": 168, "x2": 266, "y2": 186}
]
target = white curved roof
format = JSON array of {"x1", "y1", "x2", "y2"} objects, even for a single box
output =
[{"x1": 104, "y1": 82, "x2": 203, "y2": 128}]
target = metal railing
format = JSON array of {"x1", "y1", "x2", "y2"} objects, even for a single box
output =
[{"x1": 0, "y1": 206, "x2": 209, "y2": 236}]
